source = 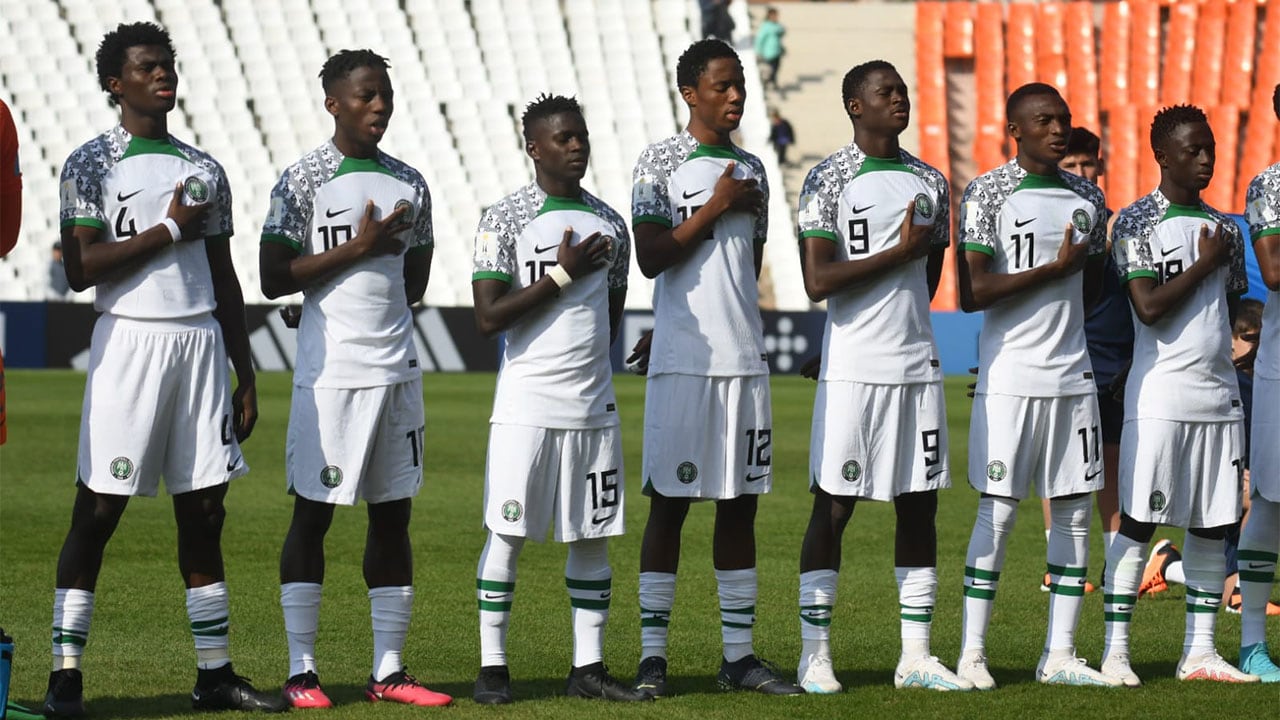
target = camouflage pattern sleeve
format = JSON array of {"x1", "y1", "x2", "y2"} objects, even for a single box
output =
[
  {"x1": 958, "y1": 176, "x2": 998, "y2": 256},
  {"x1": 606, "y1": 208, "x2": 631, "y2": 292},
  {"x1": 1220, "y1": 214, "x2": 1249, "y2": 296},
  {"x1": 1246, "y1": 165, "x2": 1280, "y2": 239},
  {"x1": 1111, "y1": 202, "x2": 1157, "y2": 283},
  {"x1": 1082, "y1": 181, "x2": 1108, "y2": 256},
  {"x1": 260, "y1": 165, "x2": 311, "y2": 253},
  {"x1": 631, "y1": 143, "x2": 673, "y2": 228},
  {"x1": 410, "y1": 176, "x2": 434, "y2": 251},
  {"x1": 206, "y1": 158, "x2": 234, "y2": 239},
  {"x1": 928, "y1": 165, "x2": 951, "y2": 247},
  {"x1": 472, "y1": 203, "x2": 516, "y2": 283},
  {"x1": 59, "y1": 144, "x2": 107, "y2": 230},
  {"x1": 746, "y1": 152, "x2": 769, "y2": 245},
  {"x1": 796, "y1": 160, "x2": 839, "y2": 243}
]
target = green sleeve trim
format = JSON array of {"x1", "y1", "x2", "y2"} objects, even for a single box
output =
[
  {"x1": 800, "y1": 229, "x2": 839, "y2": 243},
  {"x1": 1125, "y1": 270, "x2": 1158, "y2": 282},
  {"x1": 1255, "y1": 227, "x2": 1280, "y2": 239},
  {"x1": 64, "y1": 217, "x2": 107, "y2": 230},
  {"x1": 406, "y1": 243, "x2": 432, "y2": 254},
  {"x1": 633, "y1": 214, "x2": 672, "y2": 228},
  {"x1": 961, "y1": 242, "x2": 994, "y2": 257},
  {"x1": 472, "y1": 271, "x2": 512, "y2": 283},
  {"x1": 261, "y1": 233, "x2": 303, "y2": 252}
]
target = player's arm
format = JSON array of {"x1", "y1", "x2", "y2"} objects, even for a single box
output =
[
  {"x1": 207, "y1": 236, "x2": 257, "y2": 442},
  {"x1": 960, "y1": 224, "x2": 1085, "y2": 312},
  {"x1": 260, "y1": 200, "x2": 407, "y2": 299},
  {"x1": 471, "y1": 228, "x2": 610, "y2": 336},
  {"x1": 608, "y1": 288, "x2": 626, "y2": 344},
  {"x1": 635, "y1": 162, "x2": 763, "y2": 278},
  {"x1": 1082, "y1": 253, "x2": 1106, "y2": 309},
  {"x1": 63, "y1": 183, "x2": 209, "y2": 291},
  {"x1": 1255, "y1": 232, "x2": 1280, "y2": 291},
  {"x1": 1125, "y1": 222, "x2": 1229, "y2": 325},
  {"x1": 404, "y1": 246, "x2": 431, "y2": 305},
  {"x1": 802, "y1": 201, "x2": 931, "y2": 301}
]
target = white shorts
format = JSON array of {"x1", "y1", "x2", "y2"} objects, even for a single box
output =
[
  {"x1": 483, "y1": 423, "x2": 625, "y2": 542},
  {"x1": 968, "y1": 393, "x2": 1103, "y2": 500},
  {"x1": 76, "y1": 314, "x2": 246, "y2": 497},
  {"x1": 642, "y1": 374, "x2": 772, "y2": 500},
  {"x1": 1251, "y1": 376, "x2": 1279, "y2": 503},
  {"x1": 810, "y1": 381, "x2": 949, "y2": 500},
  {"x1": 1120, "y1": 418, "x2": 1245, "y2": 528},
  {"x1": 286, "y1": 379, "x2": 424, "y2": 506}
]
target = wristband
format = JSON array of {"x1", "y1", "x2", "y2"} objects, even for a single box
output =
[
  {"x1": 546, "y1": 264, "x2": 573, "y2": 289},
  {"x1": 161, "y1": 217, "x2": 182, "y2": 243}
]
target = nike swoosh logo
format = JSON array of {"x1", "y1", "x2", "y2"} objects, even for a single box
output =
[
  {"x1": 226, "y1": 457, "x2": 242, "y2": 472},
  {"x1": 1013, "y1": 218, "x2": 1036, "y2": 228},
  {"x1": 1115, "y1": 605, "x2": 1133, "y2": 612},
  {"x1": 926, "y1": 469, "x2": 945, "y2": 481},
  {"x1": 851, "y1": 204, "x2": 875, "y2": 214},
  {"x1": 591, "y1": 512, "x2": 617, "y2": 525},
  {"x1": 532, "y1": 244, "x2": 558, "y2": 254},
  {"x1": 325, "y1": 207, "x2": 351, "y2": 218},
  {"x1": 1246, "y1": 562, "x2": 1270, "y2": 569},
  {"x1": 681, "y1": 189, "x2": 704, "y2": 199},
  {"x1": 117, "y1": 188, "x2": 144, "y2": 202},
  {"x1": 1160, "y1": 246, "x2": 1180, "y2": 257},
  {"x1": 483, "y1": 592, "x2": 509, "y2": 600},
  {"x1": 599, "y1": 591, "x2": 612, "y2": 600},
  {"x1": 745, "y1": 473, "x2": 769, "y2": 482},
  {"x1": 1085, "y1": 471, "x2": 1101, "y2": 481}
]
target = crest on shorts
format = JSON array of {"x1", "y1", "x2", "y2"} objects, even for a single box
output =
[
  {"x1": 501, "y1": 500, "x2": 523, "y2": 522},
  {"x1": 109, "y1": 456, "x2": 134, "y2": 481},
  {"x1": 841, "y1": 460, "x2": 861, "y2": 482},
  {"x1": 913, "y1": 193, "x2": 935, "y2": 220},
  {"x1": 1071, "y1": 208, "x2": 1092, "y2": 234},
  {"x1": 986, "y1": 460, "x2": 1007, "y2": 482},
  {"x1": 320, "y1": 465, "x2": 343, "y2": 488},
  {"x1": 183, "y1": 176, "x2": 210, "y2": 204},
  {"x1": 1148, "y1": 491, "x2": 1166, "y2": 512},
  {"x1": 676, "y1": 461, "x2": 698, "y2": 484}
]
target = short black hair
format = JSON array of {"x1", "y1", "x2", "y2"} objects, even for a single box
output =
[
  {"x1": 1273, "y1": 83, "x2": 1279, "y2": 120},
  {"x1": 1235, "y1": 298, "x2": 1263, "y2": 336},
  {"x1": 1006, "y1": 82, "x2": 1063, "y2": 123},
  {"x1": 676, "y1": 39, "x2": 739, "y2": 89},
  {"x1": 96, "y1": 22, "x2": 175, "y2": 106},
  {"x1": 521, "y1": 93, "x2": 583, "y2": 140},
  {"x1": 319, "y1": 50, "x2": 390, "y2": 93},
  {"x1": 1065, "y1": 127, "x2": 1101, "y2": 157},
  {"x1": 841, "y1": 60, "x2": 897, "y2": 107},
  {"x1": 1150, "y1": 104, "x2": 1208, "y2": 152}
]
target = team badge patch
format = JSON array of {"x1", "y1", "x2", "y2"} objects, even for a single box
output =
[
  {"x1": 841, "y1": 460, "x2": 861, "y2": 482},
  {"x1": 913, "y1": 193, "x2": 935, "y2": 220},
  {"x1": 394, "y1": 199, "x2": 414, "y2": 220},
  {"x1": 1071, "y1": 208, "x2": 1092, "y2": 234},
  {"x1": 501, "y1": 500, "x2": 523, "y2": 522},
  {"x1": 320, "y1": 465, "x2": 343, "y2": 489},
  {"x1": 986, "y1": 460, "x2": 1007, "y2": 482},
  {"x1": 676, "y1": 461, "x2": 698, "y2": 484},
  {"x1": 182, "y1": 176, "x2": 210, "y2": 204},
  {"x1": 109, "y1": 456, "x2": 134, "y2": 481},
  {"x1": 1148, "y1": 491, "x2": 1166, "y2": 512}
]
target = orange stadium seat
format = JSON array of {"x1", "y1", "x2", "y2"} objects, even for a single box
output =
[
  {"x1": 1006, "y1": 2, "x2": 1037, "y2": 92},
  {"x1": 915, "y1": 2, "x2": 949, "y2": 173},
  {"x1": 1100, "y1": 1, "x2": 1131, "y2": 111},
  {"x1": 944, "y1": 1, "x2": 974, "y2": 59},
  {"x1": 1221, "y1": 0, "x2": 1257, "y2": 109},
  {"x1": 973, "y1": 2, "x2": 1006, "y2": 171},
  {"x1": 1065, "y1": 1, "x2": 1098, "y2": 132},
  {"x1": 1106, "y1": 104, "x2": 1140, "y2": 208},
  {"x1": 1190, "y1": 0, "x2": 1226, "y2": 109},
  {"x1": 1138, "y1": 106, "x2": 1163, "y2": 196},
  {"x1": 1129, "y1": 0, "x2": 1160, "y2": 109},
  {"x1": 1204, "y1": 105, "x2": 1237, "y2": 211},
  {"x1": 1036, "y1": 2, "x2": 1067, "y2": 93},
  {"x1": 1160, "y1": 1, "x2": 1195, "y2": 107}
]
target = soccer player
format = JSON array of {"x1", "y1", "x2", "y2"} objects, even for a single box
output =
[
  {"x1": 955, "y1": 82, "x2": 1118, "y2": 689},
  {"x1": 46, "y1": 22, "x2": 279, "y2": 715},
  {"x1": 1102, "y1": 104, "x2": 1258, "y2": 685},
  {"x1": 1236, "y1": 85, "x2": 1280, "y2": 683},
  {"x1": 469, "y1": 94, "x2": 648, "y2": 704},
  {"x1": 794, "y1": 60, "x2": 969, "y2": 694},
  {"x1": 260, "y1": 50, "x2": 450, "y2": 708},
  {"x1": 630, "y1": 39, "x2": 801, "y2": 697}
]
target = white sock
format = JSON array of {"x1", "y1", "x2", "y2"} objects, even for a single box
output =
[
  {"x1": 51, "y1": 589, "x2": 94, "y2": 671},
  {"x1": 1044, "y1": 528, "x2": 1051, "y2": 543},
  {"x1": 716, "y1": 567, "x2": 757, "y2": 662},
  {"x1": 565, "y1": 538, "x2": 611, "y2": 668},
  {"x1": 369, "y1": 586, "x2": 412, "y2": 681},
  {"x1": 1181, "y1": 534, "x2": 1225, "y2": 656},
  {"x1": 798, "y1": 569, "x2": 837, "y2": 659},
  {"x1": 281, "y1": 582, "x2": 322, "y2": 677},
  {"x1": 896, "y1": 566, "x2": 936, "y2": 660},
  {"x1": 961, "y1": 496, "x2": 1018, "y2": 655},
  {"x1": 187, "y1": 582, "x2": 230, "y2": 670},
  {"x1": 1103, "y1": 532, "x2": 1146, "y2": 659},
  {"x1": 1238, "y1": 498, "x2": 1279, "y2": 648},
  {"x1": 476, "y1": 533, "x2": 523, "y2": 667},
  {"x1": 1103, "y1": 531, "x2": 1117, "y2": 554},
  {"x1": 638, "y1": 572, "x2": 675, "y2": 661},
  {"x1": 1045, "y1": 495, "x2": 1091, "y2": 653},
  {"x1": 1165, "y1": 560, "x2": 1186, "y2": 586}
]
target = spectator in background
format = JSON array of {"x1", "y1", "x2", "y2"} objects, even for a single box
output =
[
  {"x1": 755, "y1": 7, "x2": 785, "y2": 93},
  {"x1": 768, "y1": 109, "x2": 794, "y2": 167},
  {"x1": 48, "y1": 240, "x2": 71, "y2": 299},
  {"x1": 701, "y1": 0, "x2": 735, "y2": 41}
]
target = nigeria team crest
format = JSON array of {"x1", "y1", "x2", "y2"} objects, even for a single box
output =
[
  {"x1": 676, "y1": 461, "x2": 698, "y2": 484},
  {"x1": 913, "y1": 193, "x2": 934, "y2": 220},
  {"x1": 501, "y1": 500, "x2": 522, "y2": 522},
  {"x1": 841, "y1": 460, "x2": 861, "y2": 482},
  {"x1": 109, "y1": 456, "x2": 134, "y2": 481},
  {"x1": 986, "y1": 460, "x2": 1007, "y2": 482},
  {"x1": 394, "y1": 199, "x2": 414, "y2": 219},
  {"x1": 1071, "y1": 208, "x2": 1092, "y2": 234},
  {"x1": 320, "y1": 465, "x2": 343, "y2": 488},
  {"x1": 183, "y1": 176, "x2": 210, "y2": 204}
]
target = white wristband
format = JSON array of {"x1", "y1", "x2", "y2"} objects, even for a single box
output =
[
  {"x1": 546, "y1": 264, "x2": 573, "y2": 289},
  {"x1": 161, "y1": 217, "x2": 182, "y2": 243}
]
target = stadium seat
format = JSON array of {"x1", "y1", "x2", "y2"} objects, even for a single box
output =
[
  {"x1": 972, "y1": 2, "x2": 1005, "y2": 172},
  {"x1": 1035, "y1": 2, "x2": 1067, "y2": 94},
  {"x1": 1129, "y1": 0, "x2": 1160, "y2": 109},
  {"x1": 1065, "y1": 2, "x2": 1098, "y2": 133},
  {"x1": 1221, "y1": 0, "x2": 1257, "y2": 110},
  {"x1": 1204, "y1": 105, "x2": 1237, "y2": 212},
  {"x1": 1099, "y1": 0, "x2": 1131, "y2": 111},
  {"x1": 1190, "y1": 0, "x2": 1226, "y2": 109},
  {"x1": 1005, "y1": 2, "x2": 1037, "y2": 93},
  {"x1": 1161, "y1": 2, "x2": 1195, "y2": 107}
]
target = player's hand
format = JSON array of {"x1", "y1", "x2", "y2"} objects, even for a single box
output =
[
  {"x1": 713, "y1": 161, "x2": 764, "y2": 215},
  {"x1": 626, "y1": 329, "x2": 653, "y2": 375},
  {"x1": 1197, "y1": 222, "x2": 1229, "y2": 267},
  {"x1": 166, "y1": 182, "x2": 211, "y2": 240},
  {"x1": 799, "y1": 354, "x2": 821, "y2": 380},
  {"x1": 556, "y1": 227, "x2": 610, "y2": 279},
  {"x1": 232, "y1": 380, "x2": 258, "y2": 442},
  {"x1": 966, "y1": 366, "x2": 978, "y2": 398},
  {"x1": 897, "y1": 199, "x2": 932, "y2": 261},
  {"x1": 352, "y1": 200, "x2": 409, "y2": 257},
  {"x1": 1054, "y1": 223, "x2": 1087, "y2": 277},
  {"x1": 278, "y1": 304, "x2": 302, "y2": 329}
]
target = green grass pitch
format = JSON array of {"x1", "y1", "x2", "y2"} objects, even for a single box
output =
[{"x1": 1, "y1": 370, "x2": 1275, "y2": 719}]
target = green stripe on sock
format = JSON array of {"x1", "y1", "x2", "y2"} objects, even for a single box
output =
[
  {"x1": 478, "y1": 600, "x2": 512, "y2": 612},
  {"x1": 1104, "y1": 612, "x2": 1132, "y2": 622},
  {"x1": 1104, "y1": 594, "x2": 1137, "y2": 604},
  {"x1": 570, "y1": 598, "x2": 611, "y2": 610},
  {"x1": 51, "y1": 635, "x2": 86, "y2": 647},
  {"x1": 640, "y1": 617, "x2": 669, "y2": 627},
  {"x1": 191, "y1": 627, "x2": 229, "y2": 637},
  {"x1": 1186, "y1": 603, "x2": 1219, "y2": 613},
  {"x1": 477, "y1": 579, "x2": 515, "y2": 592},
  {"x1": 900, "y1": 613, "x2": 933, "y2": 622},
  {"x1": 800, "y1": 616, "x2": 831, "y2": 627},
  {"x1": 965, "y1": 566, "x2": 999, "y2": 581},
  {"x1": 1185, "y1": 587, "x2": 1219, "y2": 599},
  {"x1": 801, "y1": 604, "x2": 832, "y2": 611},
  {"x1": 1237, "y1": 549, "x2": 1278, "y2": 563},
  {"x1": 964, "y1": 586, "x2": 996, "y2": 600},
  {"x1": 190, "y1": 617, "x2": 228, "y2": 631},
  {"x1": 1046, "y1": 564, "x2": 1087, "y2": 577},
  {"x1": 1239, "y1": 570, "x2": 1275, "y2": 583},
  {"x1": 565, "y1": 577, "x2": 611, "y2": 591},
  {"x1": 1049, "y1": 583, "x2": 1086, "y2": 597},
  {"x1": 721, "y1": 605, "x2": 756, "y2": 616}
]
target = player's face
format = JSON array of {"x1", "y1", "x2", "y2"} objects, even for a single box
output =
[
  {"x1": 849, "y1": 68, "x2": 910, "y2": 135},
  {"x1": 1156, "y1": 121, "x2": 1215, "y2": 191},
  {"x1": 527, "y1": 111, "x2": 590, "y2": 183},
  {"x1": 1009, "y1": 94, "x2": 1071, "y2": 166},
  {"x1": 108, "y1": 45, "x2": 178, "y2": 115},
  {"x1": 682, "y1": 57, "x2": 746, "y2": 136},
  {"x1": 326, "y1": 65, "x2": 394, "y2": 149},
  {"x1": 1059, "y1": 152, "x2": 1102, "y2": 184}
]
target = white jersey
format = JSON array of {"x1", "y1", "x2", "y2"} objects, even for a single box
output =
[
  {"x1": 1246, "y1": 163, "x2": 1280, "y2": 381},
  {"x1": 473, "y1": 183, "x2": 630, "y2": 429},
  {"x1": 262, "y1": 141, "x2": 432, "y2": 389},
  {"x1": 797, "y1": 143, "x2": 949, "y2": 384},
  {"x1": 59, "y1": 125, "x2": 233, "y2": 319},
  {"x1": 960, "y1": 160, "x2": 1108, "y2": 397},
  {"x1": 632, "y1": 131, "x2": 769, "y2": 377},
  {"x1": 1112, "y1": 189, "x2": 1247, "y2": 421}
]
